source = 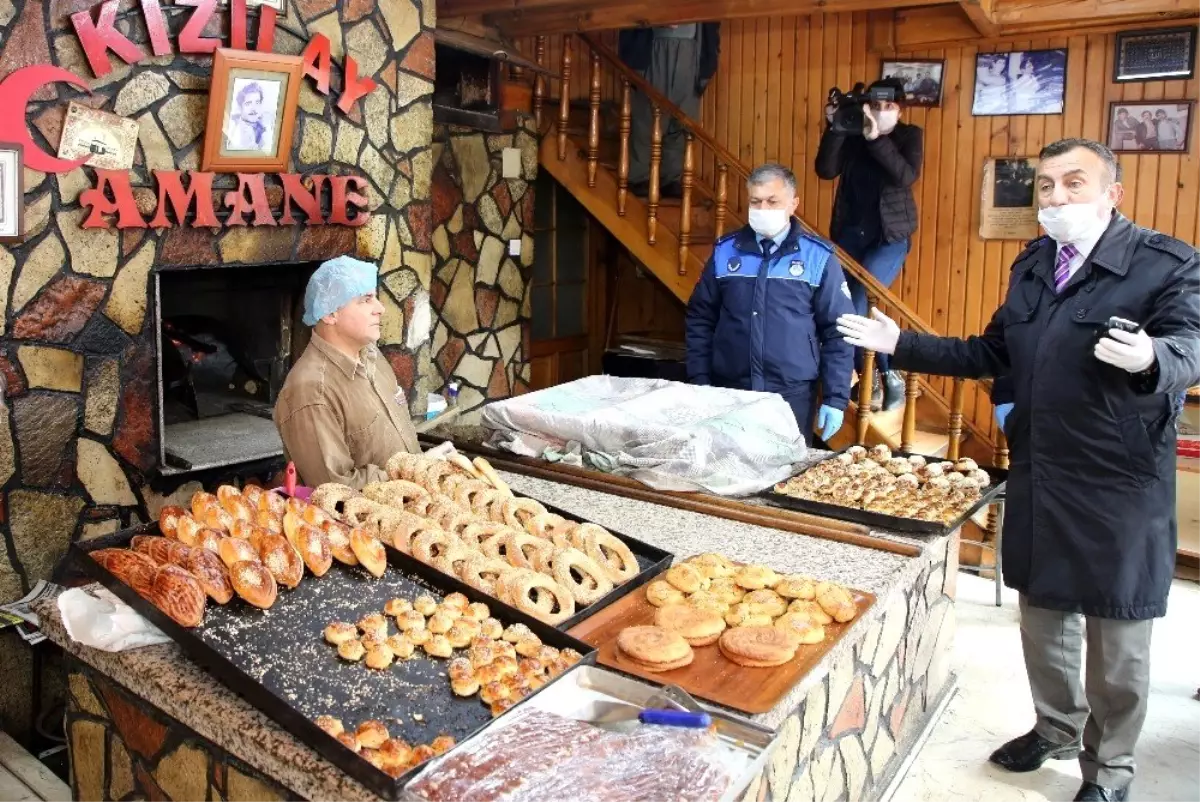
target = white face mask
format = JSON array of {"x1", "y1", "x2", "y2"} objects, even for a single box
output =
[
  {"x1": 876, "y1": 109, "x2": 900, "y2": 133},
  {"x1": 748, "y1": 208, "x2": 790, "y2": 239},
  {"x1": 1037, "y1": 200, "x2": 1111, "y2": 245}
]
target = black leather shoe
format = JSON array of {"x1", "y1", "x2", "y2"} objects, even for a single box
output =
[
  {"x1": 850, "y1": 378, "x2": 884, "y2": 412},
  {"x1": 661, "y1": 181, "x2": 683, "y2": 198},
  {"x1": 988, "y1": 729, "x2": 1081, "y2": 773},
  {"x1": 1074, "y1": 781, "x2": 1129, "y2": 801},
  {"x1": 881, "y1": 370, "x2": 907, "y2": 412},
  {"x1": 629, "y1": 180, "x2": 650, "y2": 197}
]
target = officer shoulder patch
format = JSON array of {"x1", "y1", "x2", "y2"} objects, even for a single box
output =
[
  {"x1": 798, "y1": 232, "x2": 835, "y2": 253},
  {"x1": 1143, "y1": 230, "x2": 1198, "y2": 262}
]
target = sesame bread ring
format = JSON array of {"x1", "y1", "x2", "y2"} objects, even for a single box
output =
[
  {"x1": 310, "y1": 482, "x2": 358, "y2": 517},
  {"x1": 524, "y1": 513, "x2": 574, "y2": 542},
  {"x1": 387, "y1": 518, "x2": 442, "y2": 555},
  {"x1": 411, "y1": 529, "x2": 459, "y2": 565},
  {"x1": 469, "y1": 488, "x2": 504, "y2": 519},
  {"x1": 499, "y1": 497, "x2": 548, "y2": 531},
  {"x1": 577, "y1": 525, "x2": 639, "y2": 583},
  {"x1": 510, "y1": 573, "x2": 576, "y2": 626},
  {"x1": 433, "y1": 543, "x2": 475, "y2": 578},
  {"x1": 385, "y1": 451, "x2": 421, "y2": 481},
  {"x1": 363, "y1": 479, "x2": 429, "y2": 508},
  {"x1": 550, "y1": 547, "x2": 614, "y2": 606},
  {"x1": 480, "y1": 532, "x2": 514, "y2": 563},
  {"x1": 665, "y1": 563, "x2": 707, "y2": 594},
  {"x1": 501, "y1": 532, "x2": 554, "y2": 571},
  {"x1": 458, "y1": 555, "x2": 509, "y2": 595},
  {"x1": 459, "y1": 522, "x2": 515, "y2": 550},
  {"x1": 453, "y1": 480, "x2": 493, "y2": 510},
  {"x1": 343, "y1": 497, "x2": 387, "y2": 530},
  {"x1": 645, "y1": 579, "x2": 687, "y2": 607},
  {"x1": 419, "y1": 460, "x2": 457, "y2": 494},
  {"x1": 439, "y1": 472, "x2": 475, "y2": 497}
]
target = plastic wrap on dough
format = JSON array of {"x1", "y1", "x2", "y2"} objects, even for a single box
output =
[{"x1": 407, "y1": 707, "x2": 737, "y2": 802}]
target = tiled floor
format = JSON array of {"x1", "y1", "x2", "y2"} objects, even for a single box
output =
[{"x1": 893, "y1": 574, "x2": 1200, "y2": 802}]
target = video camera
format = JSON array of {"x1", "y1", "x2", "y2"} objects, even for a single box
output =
[{"x1": 827, "y1": 82, "x2": 903, "y2": 135}]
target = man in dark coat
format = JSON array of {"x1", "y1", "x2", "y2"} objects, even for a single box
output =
[
  {"x1": 815, "y1": 77, "x2": 923, "y2": 412},
  {"x1": 618, "y1": 23, "x2": 720, "y2": 198},
  {"x1": 837, "y1": 138, "x2": 1200, "y2": 802}
]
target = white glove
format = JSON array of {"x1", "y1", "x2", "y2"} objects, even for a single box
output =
[
  {"x1": 1094, "y1": 327, "x2": 1156, "y2": 373},
  {"x1": 837, "y1": 308, "x2": 901, "y2": 355}
]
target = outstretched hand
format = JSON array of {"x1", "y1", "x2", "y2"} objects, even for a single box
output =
[{"x1": 836, "y1": 308, "x2": 901, "y2": 355}]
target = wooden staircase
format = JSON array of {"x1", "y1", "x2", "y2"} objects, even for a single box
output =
[{"x1": 529, "y1": 33, "x2": 1008, "y2": 562}]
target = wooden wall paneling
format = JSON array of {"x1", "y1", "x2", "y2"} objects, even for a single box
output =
[
  {"x1": 931, "y1": 44, "x2": 957, "y2": 400},
  {"x1": 778, "y1": 15, "x2": 797, "y2": 172},
  {"x1": 801, "y1": 16, "x2": 823, "y2": 223},
  {"x1": 1176, "y1": 74, "x2": 1200, "y2": 245},
  {"x1": 755, "y1": 17, "x2": 772, "y2": 168}
]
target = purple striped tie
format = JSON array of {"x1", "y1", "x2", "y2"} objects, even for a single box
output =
[{"x1": 1054, "y1": 244, "x2": 1078, "y2": 293}]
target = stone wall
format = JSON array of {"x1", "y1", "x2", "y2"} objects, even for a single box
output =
[
  {"x1": 66, "y1": 661, "x2": 295, "y2": 801},
  {"x1": 748, "y1": 535, "x2": 959, "y2": 802},
  {"x1": 428, "y1": 119, "x2": 536, "y2": 420},
  {"x1": 0, "y1": 0, "x2": 436, "y2": 740}
]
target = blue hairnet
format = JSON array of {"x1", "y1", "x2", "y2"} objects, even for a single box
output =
[{"x1": 302, "y1": 256, "x2": 379, "y2": 326}]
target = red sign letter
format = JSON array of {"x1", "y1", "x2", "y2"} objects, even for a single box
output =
[
  {"x1": 149, "y1": 171, "x2": 219, "y2": 228},
  {"x1": 178, "y1": 0, "x2": 220, "y2": 54},
  {"x1": 327, "y1": 175, "x2": 370, "y2": 227},
  {"x1": 70, "y1": 0, "x2": 144, "y2": 78},
  {"x1": 301, "y1": 34, "x2": 333, "y2": 95},
  {"x1": 224, "y1": 173, "x2": 277, "y2": 226},
  {"x1": 279, "y1": 173, "x2": 327, "y2": 225},
  {"x1": 139, "y1": 0, "x2": 173, "y2": 57},
  {"x1": 80, "y1": 170, "x2": 147, "y2": 229},
  {"x1": 256, "y1": 5, "x2": 278, "y2": 53},
  {"x1": 336, "y1": 55, "x2": 378, "y2": 115}
]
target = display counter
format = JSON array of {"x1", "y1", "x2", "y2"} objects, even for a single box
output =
[{"x1": 41, "y1": 467, "x2": 960, "y2": 802}]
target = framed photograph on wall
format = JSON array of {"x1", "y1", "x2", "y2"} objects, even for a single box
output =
[
  {"x1": 980, "y1": 157, "x2": 1040, "y2": 240},
  {"x1": 1108, "y1": 101, "x2": 1193, "y2": 154},
  {"x1": 1114, "y1": 27, "x2": 1196, "y2": 82},
  {"x1": 0, "y1": 142, "x2": 24, "y2": 243},
  {"x1": 972, "y1": 49, "x2": 1067, "y2": 116},
  {"x1": 201, "y1": 49, "x2": 303, "y2": 173},
  {"x1": 881, "y1": 60, "x2": 945, "y2": 107}
]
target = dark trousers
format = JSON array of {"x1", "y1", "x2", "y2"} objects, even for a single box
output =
[
  {"x1": 780, "y1": 382, "x2": 818, "y2": 446},
  {"x1": 836, "y1": 227, "x2": 910, "y2": 375},
  {"x1": 629, "y1": 37, "x2": 700, "y2": 185}
]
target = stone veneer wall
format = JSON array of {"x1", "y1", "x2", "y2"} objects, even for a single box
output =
[
  {"x1": 746, "y1": 535, "x2": 959, "y2": 802},
  {"x1": 66, "y1": 660, "x2": 295, "y2": 801},
  {"x1": 0, "y1": 0, "x2": 437, "y2": 740},
  {"x1": 428, "y1": 119, "x2": 537, "y2": 420}
]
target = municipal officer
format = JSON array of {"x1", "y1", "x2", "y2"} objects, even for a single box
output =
[
  {"x1": 838, "y1": 138, "x2": 1200, "y2": 802},
  {"x1": 686, "y1": 163, "x2": 855, "y2": 444}
]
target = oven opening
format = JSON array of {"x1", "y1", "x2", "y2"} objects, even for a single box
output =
[{"x1": 155, "y1": 261, "x2": 319, "y2": 475}]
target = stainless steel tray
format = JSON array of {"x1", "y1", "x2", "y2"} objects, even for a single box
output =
[{"x1": 402, "y1": 664, "x2": 779, "y2": 802}]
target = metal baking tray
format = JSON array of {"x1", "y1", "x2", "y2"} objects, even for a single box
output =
[
  {"x1": 71, "y1": 526, "x2": 595, "y2": 801},
  {"x1": 397, "y1": 491, "x2": 673, "y2": 632},
  {"x1": 403, "y1": 664, "x2": 779, "y2": 802},
  {"x1": 759, "y1": 450, "x2": 1009, "y2": 536}
]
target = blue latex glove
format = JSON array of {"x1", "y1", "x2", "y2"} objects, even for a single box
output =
[
  {"x1": 994, "y1": 403, "x2": 1013, "y2": 430},
  {"x1": 816, "y1": 405, "x2": 844, "y2": 439}
]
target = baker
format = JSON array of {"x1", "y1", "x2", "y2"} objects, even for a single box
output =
[
  {"x1": 274, "y1": 255, "x2": 420, "y2": 489},
  {"x1": 837, "y1": 137, "x2": 1199, "y2": 802}
]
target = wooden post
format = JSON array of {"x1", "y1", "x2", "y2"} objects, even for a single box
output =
[
  {"x1": 714, "y1": 164, "x2": 728, "y2": 238},
  {"x1": 900, "y1": 371, "x2": 920, "y2": 453},
  {"x1": 855, "y1": 294, "x2": 878, "y2": 445},
  {"x1": 618, "y1": 80, "x2": 631, "y2": 216},
  {"x1": 533, "y1": 36, "x2": 546, "y2": 130},
  {"x1": 678, "y1": 134, "x2": 694, "y2": 276},
  {"x1": 995, "y1": 429, "x2": 1009, "y2": 470},
  {"x1": 557, "y1": 37, "x2": 572, "y2": 161},
  {"x1": 587, "y1": 49, "x2": 601, "y2": 187},
  {"x1": 947, "y1": 378, "x2": 965, "y2": 461},
  {"x1": 647, "y1": 105, "x2": 662, "y2": 245}
]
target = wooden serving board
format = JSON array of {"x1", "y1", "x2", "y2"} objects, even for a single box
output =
[{"x1": 567, "y1": 577, "x2": 875, "y2": 715}]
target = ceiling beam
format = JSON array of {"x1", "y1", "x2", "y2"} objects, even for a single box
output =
[
  {"x1": 991, "y1": 0, "x2": 1187, "y2": 25},
  {"x1": 483, "y1": 0, "x2": 950, "y2": 35},
  {"x1": 959, "y1": 0, "x2": 999, "y2": 36},
  {"x1": 439, "y1": 0, "x2": 592, "y2": 16}
]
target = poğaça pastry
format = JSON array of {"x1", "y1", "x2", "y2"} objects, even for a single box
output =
[
  {"x1": 311, "y1": 715, "x2": 456, "y2": 779},
  {"x1": 308, "y1": 452, "x2": 641, "y2": 625},
  {"x1": 773, "y1": 445, "x2": 991, "y2": 524}
]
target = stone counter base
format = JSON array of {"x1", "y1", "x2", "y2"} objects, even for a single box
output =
[{"x1": 66, "y1": 660, "x2": 295, "y2": 802}]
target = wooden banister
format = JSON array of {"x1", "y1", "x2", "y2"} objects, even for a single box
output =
[
  {"x1": 557, "y1": 38, "x2": 571, "y2": 161},
  {"x1": 648, "y1": 104, "x2": 663, "y2": 245},
  {"x1": 900, "y1": 371, "x2": 920, "y2": 453},
  {"x1": 533, "y1": 36, "x2": 546, "y2": 129},
  {"x1": 587, "y1": 50, "x2": 601, "y2": 187},
  {"x1": 947, "y1": 378, "x2": 966, "y2": 461},
  {"x1": 618, "y1": 80, "x2": 631, "y2": 216},
  {"x1": 679, "y1": 134, "x2": 694, "y2": 276}
]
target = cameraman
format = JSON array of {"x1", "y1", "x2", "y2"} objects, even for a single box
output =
[{"x1": 815, "y1": 77, "x2": 923, "y2": 411}]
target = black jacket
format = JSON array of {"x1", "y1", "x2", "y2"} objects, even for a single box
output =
[
  {"x1": 815, "y1": 121, "x2": 923, "y2": 244},
  {"x1": 617, "y1": 24, "x2": 721, "y2": 94},
  {"x1": 893, "y1": 214, "x2": 1200, "y2": 619}
]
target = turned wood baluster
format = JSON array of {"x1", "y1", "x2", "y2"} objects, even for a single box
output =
[
  {"x1": 557, "y1": 38, "x2": 572, "y2": 161},
  {"x1": 647, "y1": 105, "x2": 663, "y2": 245},
  {"x1": 714, "y1": 164, "x2": 729, "y2": 238},
  {"x1": 947, "y1": 378, "x2": 966, "y2": 461},
  {"x1": 855, "y1": 295, "x2": 878, "y2": 445},
  {"x1": 678, "y1": 134, "x2": 694, "y2": 276},
  {"x1": 617, "y1": 81, "x2": 632, "y2": 216},
  {"x1": 984, "y1": 431, "x2": 1010, "y2": 571},
  {"x1": 587, "y1": 50, "x2": 601, "y2": 187},
  {"x1": 900, "y1": 371, "x2": 920, "y2": 453},
  {"x1": 533, "y1": 36, "x2": 547, "y2": 130}
]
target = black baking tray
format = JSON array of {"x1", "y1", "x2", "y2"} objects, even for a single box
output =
[
  {"x1": 71, "y1": 526, "x2": 596, "y2": 801},
  {"x1": 397, "y1": 491, "x2": 673, "y2": 632},
  {"x1": 758, "y1": 450, "x2": 1009, "y2": 536}
]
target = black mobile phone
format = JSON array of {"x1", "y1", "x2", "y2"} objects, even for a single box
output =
[{"x1": 1096, "y1": 316, "x2": 1141, "y2": 343}]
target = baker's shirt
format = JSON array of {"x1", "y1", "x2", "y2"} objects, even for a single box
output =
[{"x1": 273, "y1": 332, "x2": 419, "y2": 489}]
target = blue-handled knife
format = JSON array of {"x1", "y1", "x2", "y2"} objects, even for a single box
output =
[{"x1": 574, "y1": 700, "x2": 712, "y2": 733}]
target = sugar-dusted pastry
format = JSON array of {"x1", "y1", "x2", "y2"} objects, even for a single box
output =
[
  {"x1": 742, "y1": 589, "x2": 787, "y2": 618},
  {"x1": 787, "y1": 599, "x2": 834, "y2": 625},
  {"x1": 229, "y1": 561, "x2": 277, "y2": 609},
  {"x1": 664, "y1": 563, "x2": 707, "y2": 594},
  {"x1": 365, "y1": 643, "x2": 395, "y2": 670},
  {"x1": 383, "y1": 597, "x2": 412, "y2": 617},
  {"x1": 734, "y1": 564, "x2": 779, "y2": 591},
  {"x1": 774, "y1": 575, "x2": 817, "y2": 601},
  {"x1": 338, "y1": 639, "x2": 366, "y2": 662},
  {"x1": 724, "y1": 603, "x2": 773, "y2": 629},
  {"x1": 645, "y1": 579, "x2": 687, "y2": 608},
  {"x1": 413, "y1": 594, "x2": 438, "y2": 616},
  {"x1": 356, "y1": 720, "x2": 389, "y2": 749},
  {"x1": 815, "y1": 582, "x2": 858, "y2": 623},
  {"x1": 775, "y1": 613, "x2": 826, "y2": 646}
]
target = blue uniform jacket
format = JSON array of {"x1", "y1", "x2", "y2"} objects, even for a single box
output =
[{"x1": 685, "y1": 219, "x2": 855, "y2": 409}]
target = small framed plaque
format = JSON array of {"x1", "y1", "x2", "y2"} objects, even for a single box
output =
[{"x1": 1114, "y1": 27, "x2": 1196, "y2": 82}]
